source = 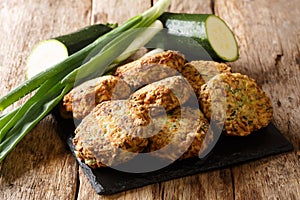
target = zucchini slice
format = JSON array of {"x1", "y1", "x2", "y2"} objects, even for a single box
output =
[
  {"x1": 26, "y1": 24, "x2": 113, "y2": 79},
  {"x1": 26, "y1": 39, "x2": 68, "y2": 79},
  {"x1": 159, "y1": 12, "x2": 239, "y2": 62}
]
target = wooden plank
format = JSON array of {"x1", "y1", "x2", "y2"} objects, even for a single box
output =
[
  {"x1": 161, "y1": 0, "x2": 213, "y2": 14},
  {"x1": 1, "y1": 0, "x2": 299, "y2": 199},
  {"x1": 160, "y1": 169, "x2": 234, "y2": 200},
  {"x1": 77, "y1": 167, "x2": 159, "y2": 199},
  {"x1": 92, "y1": 0, "x2": 151, "y2": 24},
  {"x1": 75, "y1": 1, "x2": 153, "y2": 199},
  {"x1": 215, "y1": 0, "x2": 300, "y2": 199},
  {"x1": 0, "y1": 0, "x2": 92, "y2": 199}
]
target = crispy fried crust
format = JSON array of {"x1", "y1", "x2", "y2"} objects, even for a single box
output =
[
  {"x1": 148, "y1": 107, "x2": 210, "y2": 161},
  {"x1": 199, "y1": 73, "x2": 273, "y2": 136},
  {"x1": 62, "y1": 75, "x2": 130, "y2": 119},
  {"x1": 129, "y1": 76, "x2": 194, "y2": 125},
  {"x1": 114, "y1": 50, "x2": 186, "y2": 90},
  {"x1": 182, "y1": 61, "x2": 232, "y2": 98}
]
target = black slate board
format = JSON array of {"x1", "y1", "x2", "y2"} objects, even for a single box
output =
[{"x1": 54, "y1": 111, "x2": 294, "y2": 195}]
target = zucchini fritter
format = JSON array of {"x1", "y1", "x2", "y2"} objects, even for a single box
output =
[
  {"x1": 73, "y1": 100, "x2": 151, "y2": 168},
  {"x1": 114, "y1": 50, "x2": 186, "y2": 90},
  {"x1": 199, "y1": 73, "x2": 273, "y2": 136},
  {"x1": 149, "y1": 107, "x2": 210, "y2": 161},
  {"x1": 129, "y1": 76, "x2": 194, "y2": 125},
  {"x1": 182, "y1": 60, "x2": 232, "y2": 97},
  {"x1": 62, "y1": 75, "x2": 130, "y2": 119}
]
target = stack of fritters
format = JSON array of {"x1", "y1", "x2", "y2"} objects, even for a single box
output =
[{"x1": 62, "y1": 50, "x2": 273, "y2": 168}]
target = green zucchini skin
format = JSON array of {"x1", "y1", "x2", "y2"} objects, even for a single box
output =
[
  {"x1": 54, "y1": 24, "x2": 113, "y2": 55},
  {"x1": 158, "y1": 12, "x2": 239, "y2": 61}
]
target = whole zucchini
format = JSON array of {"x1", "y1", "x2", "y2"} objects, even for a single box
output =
[{"x1": 157, "y1": 12, "x2": 239, "y2": 62}]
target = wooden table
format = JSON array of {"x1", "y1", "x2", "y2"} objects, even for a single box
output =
[{"x1": 0, "y1": 0, "x2": 299, "y2": 199}]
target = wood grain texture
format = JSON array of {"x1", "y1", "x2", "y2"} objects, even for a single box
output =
[
  {"x1": 0, "y1": 0, "x2": 299, "y2": 199},
  {"x1": 154, "y1": 0, "x2": 213, "y2": 14},
  {"x1": 77, "y1": 167, "x2": 159, "y2": 200},
  {"x1": 0, "y1": 0, "x2": 92, "y2": 199},
  {"x1": 91, "y1": 0, "x2": 151, "y2": 24},
  {"x1": 160, "y1": 169, "x2": 234, "y2": 200}
]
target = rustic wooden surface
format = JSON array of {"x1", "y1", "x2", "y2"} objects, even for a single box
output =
[{"x1": 0, "y1": 0, "x2": 299, "y2": 199}]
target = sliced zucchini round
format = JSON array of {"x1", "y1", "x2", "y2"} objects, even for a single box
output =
[
  {"x1": 205, "y1": 15, "x2": 238, "y2": 61},
  {"x1": 26, "y1": 39, "x2": 68, "y2": 79}
]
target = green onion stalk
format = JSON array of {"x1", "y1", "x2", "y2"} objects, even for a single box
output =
[{"x1": 0, "y1": 0, "x2": 170, "y2": 162}]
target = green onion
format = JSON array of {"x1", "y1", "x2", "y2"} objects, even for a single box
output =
[
  {"x1": 0, "y1": 83, "x2": 73, "y2": 161},
  {"x1": 0, "y1": 15, "x2": 142, "y2": 111},
  {"x1": 0, "y1": 76, "x2": 62, "y2": 143},
  {"x1": 0, "y1": 0, "x2": 170, "y2": 162},
  {"x1": 0, "y1": 109, "x2": 19, "y2": 142},
  {"x1": 62, "y1": 20, "x2": 163, "y2": 84}
]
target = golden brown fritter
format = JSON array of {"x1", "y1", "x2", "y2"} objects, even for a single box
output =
[
  {"x1": 62, "y1": 75, "x2": 131, "y2": 119},
  {"x1": 114, "y1": 50, "x2": 186, "y2": 90},
  {"x1": 182, "y1": 60, "x2": 232, "y2": 98},
  {"x1": 199, "y1": 73, "x2": 273, "y2": 136},
  {"x1": 129, "y1": 76, "x2": 194, "y2": 125},
  {"x1": 73, "y1": 100, "x2": 151, "y2": 168},
  {"x1": 148, "y1": 107, "x2": 211, "y2": 161}
]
